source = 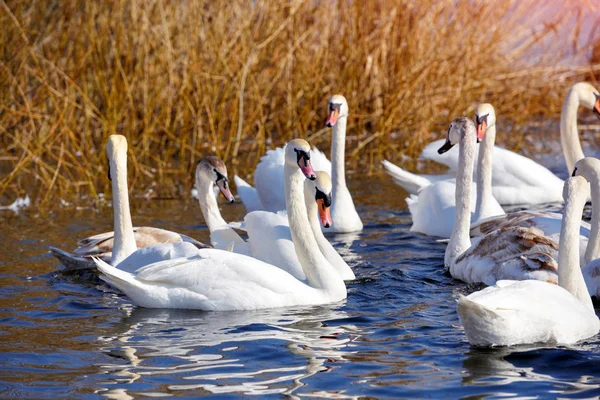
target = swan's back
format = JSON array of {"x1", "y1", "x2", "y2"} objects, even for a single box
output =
[
  {"x1": 253, "y1": 146, "x2": 332, "y2": 212},
  {"x1": 451, "y1": 226, "x2": 559, "y2": 285},
  {"x1": 243, "y1": 210, "x2": 305, "y2": 281},
  {"x1": 458, "y1": 280, "x2": 600, "y2": 346},
  {"x1": 97, "y1": 248, "x2": 343, "y2": 311},
  {"x1": 420, "y1": 140, "x2": 564, "y2": 205}
]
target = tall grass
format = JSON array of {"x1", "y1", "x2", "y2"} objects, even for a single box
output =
[{"x1": 0, "y1": 0, "x2": 599, "y2": 207}]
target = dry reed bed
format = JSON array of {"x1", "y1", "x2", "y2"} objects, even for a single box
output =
[{"x1": 0, "y1": 0, "x2": 599, "y2": 207}]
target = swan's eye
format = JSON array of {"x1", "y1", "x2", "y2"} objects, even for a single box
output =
[
  {"x1": 213, "y1": 168, "x2": 227, "y2": 183},
  {"x1": 476, "y1": 113, "x2": 489, "y2": 125},
  {"x1": 329, "y1": 103, "x2": 341, "y2": 112},
  {"x1": 315, "y1": 188, "x2": 332, "y2": 207},
  {"x1": 294, "y1": 148, "x2": 310, "y2": 162}
]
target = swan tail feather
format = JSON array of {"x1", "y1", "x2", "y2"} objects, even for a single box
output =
[
  {"x1": 94, "y1": 257, "x2": 140, "y2": 294},
  {"x1": 49, "y1": 246, "x2": 98, "y2": 271},
  {"x1": 381, "y1": 160, "x2": 430, "y2": 195},
  {"x1": 457, "y1": 295, "x2": 503, "y2": 347}
]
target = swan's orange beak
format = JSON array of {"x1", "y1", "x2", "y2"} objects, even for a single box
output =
[
  {"x1": 326, "y1": 108, "x2": 339, "y2": 127},
  {"x1": 317, "y1": 199, "x2": 332, "y2": 228},
  {"x1": 594, "y1": 97, "x2": 600, "y2": 118},
  {"x1": 476, "y1": 120, "x2": 487, "y2": 143}
]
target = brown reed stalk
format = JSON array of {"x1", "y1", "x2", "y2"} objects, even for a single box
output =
[{"x1": 0, "y1": 0, "x2": 599, "y2": 207}]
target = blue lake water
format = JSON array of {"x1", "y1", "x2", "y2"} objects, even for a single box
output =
[{"x1": 1, "y1": 173, "x2": 600, "y2": 398}]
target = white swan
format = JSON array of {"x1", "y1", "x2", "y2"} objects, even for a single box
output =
[
  {"x1": 47, "y1": 156, "x2": 240, "y2": 270},
  {"x1": 407, "y1": 104, "x2": 505, "y2": 237},
  {"x1": 382, "y1": 82, "x2": 600, "y2": 205},
  {"x1": 95, "y1": 139, "x2": 347, "y2": 311},
  {"x1": 457, "y1": 172, "x2": 600, "y2": 347},
  {"x1": 235, "y1": 94, "x2": 363, "y2": 233},
  {"x1": 77, "y1": 135, "x2": 202, "y2": 274},
  {"x1": 442, "y1": 118, "x2": 559, "y2": 285},
  {"x1": 243, "y1": 171, "x2": 356, "y2": 281}
]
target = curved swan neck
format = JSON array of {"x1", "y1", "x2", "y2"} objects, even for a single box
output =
[
  {"x1": 559, "y1": 178, "x2": 593, "y2": 311},
  {"x1": 561, "y1": 86, "x2": 585, "y2": 173},
  {"x1": 585, "y1": 176, "x2": 600, "y2": 264},
  {"x1": 196, "y1": 176, "x2": 229, "y2": 231},
  {"x1": 445, "y1": 132, "x2": 476, "y2": 266},
  {"x1": 474, "y1": 123, "x2": 495, "y2": 221},
  {"x1": 109, "y1": 149, "x2": 137, "y2": 265},
  {"x1": 331, "y1": 117, "x2": 347, "y2": 189},
  {"x1": 284, "y1": 164, "x2": 345, "y2": 293}
]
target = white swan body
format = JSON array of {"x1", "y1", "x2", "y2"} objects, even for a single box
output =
[
  {"x1": 458, "y1": 171, "x2": 600, "y2": 347},
  {"x1": 243, "y1": 171, "x2": 356, "y2": 281},
  {"x1": 383, "y1": 82, "x2": 600, "y2": 205},
  {"x1": 407, "y1": 104, "x2": 505, "y2": 238},
  {"x1": 235, "y1": 95, "x2": 362, "y2": 233},
  {"x1": 443, "y1": 118, "x2": 559, "y2": 285},
  {"x1": 96, "y1": 139, "x2": 347, "y2": 311}
]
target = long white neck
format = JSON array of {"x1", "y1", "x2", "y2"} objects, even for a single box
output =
[
  {"x1": 445, "y1": 134, "x2": 476, "y2": 267},
  {"x1": 559, "y1": 177, "x2": 593, "y2": 311},
  {"x1": 303, "y1": 185, "x2": 355, "y2": 280},
  {"x1": 196, "y1": 177, "x2": 230, "y2": 231},
  {"x1": 110, "y1": 153, "x2": 137, "y2": 265},
  {"x1": 331, "y1": 117, "x2": 347, "y2": 189},
  {"x1": 284, "y1": 164, "x2": 346, "y2": 295},
  {"x1": 474, "y1": 123, "x2": 495, "y2": 221},
  {"x1": 561, "y1": 86, "x2": 585, "y2": 173},
  {"x1": 584, "y1": 175, "x2": 600, "y2": 264}
]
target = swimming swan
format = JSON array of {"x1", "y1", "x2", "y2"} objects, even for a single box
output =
[
  {"x1": 47, "y1": 156, "x2": 240, "y2": 270},
  {"x1": 235, "y1": 95, "x2": 363, "y2": 233},
  {"x1": 383, "y1": 82, "x2": 600, "y2": 205},
  {"x1": 457, "y1": 170, "x2": 600, "y2": 347},
  {"x1": 95, "y1": 139, "x2": 348, "y2": 311},
  {"x1": 442, "y1": 118, "x2": 559, "y2": 285},
  {"x1": 406, "y1": 104, "x2": 505, "y2": 238}
]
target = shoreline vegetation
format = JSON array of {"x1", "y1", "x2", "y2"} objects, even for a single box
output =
[{"x1": 1, "y1": 0, "x2": 599, "y2": 207}]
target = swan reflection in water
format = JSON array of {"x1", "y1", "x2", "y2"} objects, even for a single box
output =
[
  {"x1": 462, "y1": 344, "x2": 600, "y2": 396},
  {"x1": 96, "y1": 304, "x2": 362, "y2": 398}
]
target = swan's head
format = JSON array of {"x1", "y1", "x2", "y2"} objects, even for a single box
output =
[
  {"x1": 572, "y1": 82, "x2": 600, "y2": 118},
  {"x1": 475, "y1": 103, "x2": 495, "y2": 141},
  {"x1": 285, "y1": 139, "x2": 317, "y2": 180},
  {"x1": 438, "y1": 117, "x2": 476, "y2": 154},
  {"x1": 196, "y1": 156, "x2": 235, "y2": 203},
  {"x1": 106, "y1": 135, "x2": 128, "y2": 181},
  {"x1": 326, "y1": 94, "x2": 349, "y2": 127},
  {"x1": 306, "y1": 171, "x2": 333, "y2": 228},
  {"x1": 571, "y1": 156, "x2": 600, "y2": 185}
]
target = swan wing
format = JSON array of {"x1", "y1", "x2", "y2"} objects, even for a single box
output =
[
  {"x1": 310, "y1": 147, "x2": 332, "y2": 175},
  {"x1": 471, "y1": 211, "x2": 591, "y2": 238},
  {"x1": 244, "y1": 211, "x2": 305, "y2": 281},
  {"x1": 234, "y1": 175, "x2": 264, "y2": 212},
  {"x1": 96, "y1": 248, "x2": 326, "y2": 311},
  {"x1": 115, "y1": 242, "x2": 202, "y2": 273},
  {"x1": 254, "y1": 148, "x2": 287, "y2": 212},
  {"x1": 73, "y1": 227, "x2": 208, "y2": 256},
  {"x1": 409, "y1": 180, "x2": 477, "y2": 238},
  {"x1": 452, "y1": 226, "x2": 559, "y2": 285}
]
